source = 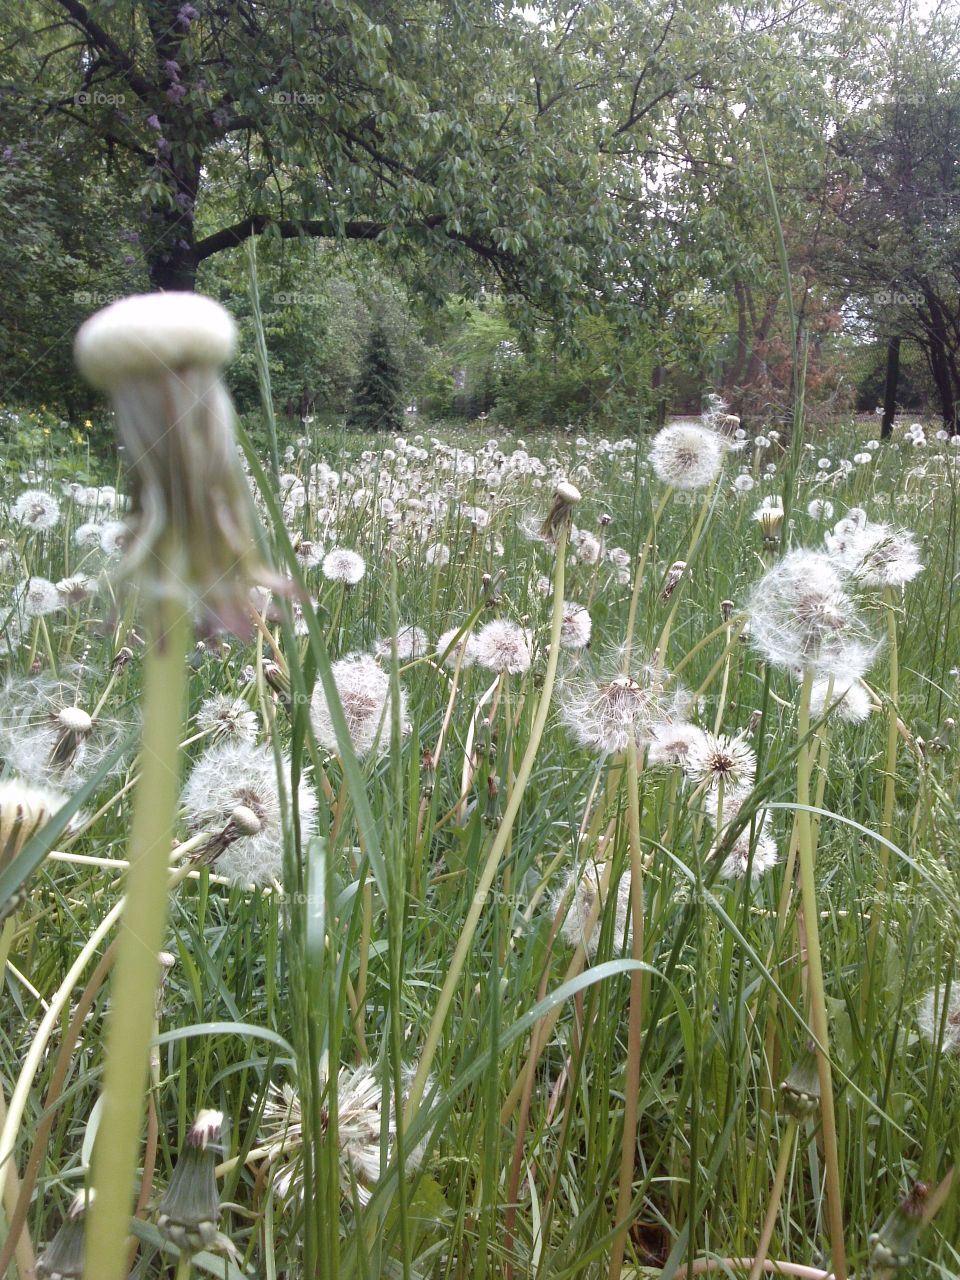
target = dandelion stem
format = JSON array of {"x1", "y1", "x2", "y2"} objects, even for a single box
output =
[
  {"x1": 795, "y1": 667, "x2": 847, "y2": 1280},
  {"x1": 747, "y1": 1117, "x2": 798, "y2": 1280},
  {"x1": 608, "y1": 735, "x2": 646, "y2": 1279},
  {"x1": 405, "y1": 524, "x2": 568, "y2": 1124},
  {"x1": 84, "y1": 588, "x2": 191, "y2": 1280}
]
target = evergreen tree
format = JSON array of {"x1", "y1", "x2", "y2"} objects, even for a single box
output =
[{"x1": 348, "y1": 325, "x2": 405, "y2": 432}]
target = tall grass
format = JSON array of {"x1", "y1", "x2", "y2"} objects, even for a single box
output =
[{"x1": 0, "y1": 389, "x2": 958, "y2": 1279}]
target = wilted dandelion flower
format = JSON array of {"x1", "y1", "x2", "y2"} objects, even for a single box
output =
[
  {"x1": 916, "y1": 983, "x2": 960, "y2": 1053},
  {"x1": 436, "y1": 626, "x2": 479, "y2": 670},
  {"x1": 181, "y1": 741, "x2": 318, "y2": 885},
  {"x1": 0, "y1": 670, "x2": 131, "y2": 787},
  {"x1": 559, "y1": 601, "x2": 592, "y2": 650},
  {"x1": 683, "y1": 731, "x2": 757, "y2": 791},
  {"x1": 11, "y1": 489, "x2": 60, "y2": 531},
  {"x1": 261, "y1": 1062, "x2": 430, "y2": 1206},
  {"x1": 196, "y1": 694, "x2": 259, "y2": 745},
  {"x1": 156, "y1": 1109, "x2": 235, "y2": 1258},
  {"x1": 560, "y1": 665, "x2": 689, "y2": 756},
  {"x1": 1, "y1": 778, "x2": 67, "y2": 920},
  {"x1": 809, "y1": 675, "x2": 872, "y2": 724},
  {"x1": 649, "y1": 423, "x2": 724, "y2": 490},
  {"x1": 375, "y1": 624, "x2": 428, "y2": 662},
  {"x1": 746, "y1": 549, "x2": 877, "y2": 678},
  {"x1": 74, "y1": 291, "x2": 277, "y2": 634},
  {"x1": 36, "y1": 1189, "x2": 92, "y2": 1280},
  {"x1": 474, "y1": 620, "x2": 533, "y2": 675},
  {"x1": 310, "y1": 653, "x2": 407, "y2": 759},
  {"x1": 552, "y1": 864, "x2": 632, "y2": 958},
  {"x1": 322, "y1": 548, "x2": 365, "y2": 585}
]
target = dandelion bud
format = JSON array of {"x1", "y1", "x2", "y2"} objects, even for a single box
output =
[
  {"x1": 779, "y1": 1044, "x2": 821, "y2": 1118},
  {"x1": 484, "y1": 773, "x2": 501, "y2": 825},
  {"x1": 747, "y1": 708, "x2": 763, "y2": 734},
  {"x1": 36, "y1": 1189, "x2": 92, "y2": 1279},
  {"x1": 111, "y1": 645, "x2": 134, "y2": 672},
  {"x1": 156, "y1": 1110, "x2": 231, "y2": 1256},
  {"x1": 868, "y1": 1181, "x2": 929, "y2": 1270},
  {"x1": 263, "y1": 659, "x2": 292, "y2": 708},
  {"x1": 661, "y1": 561, "x2": 687, "y2": 602},
  {"x1": 74, "y1": 292, "x2": 279, "y2": 635},
  {"x1": 421, "y1": 749, "x2": 436, "y2": 796},
  {"x1": 540, "y1": 481, "x2": 581, "y2": 539},
  {"x1": 720, "y1": 600, "x2": 735, "y2": 623}
]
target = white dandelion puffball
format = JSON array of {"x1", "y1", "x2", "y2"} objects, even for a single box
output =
[
  {"x1": 74, "y1": 291, "x2": 236, "y2": 390},
  {"x1": 705, "y1": 788, "x2": 779, "y2": 882},
  {"x1": 180, "y1": 741, "x2": 318, "y2": 885},
  {"x1": 260, "y1": 1061, "x2": 429, "y2": 1206},
  {"x1": 11, "y1": 490, "x2": 60, "y2": 531},
  {"x1": 559, "y1": 668, "x2": 690, "y2": 757},
  {"x1": 16, "y1": 577, "x2": 62, "y2": 618},
  {"x1": 474, "y1": 620, "x2": 533, "y2": 675},
  {"x1": 842, "y1": 522, "x2": 924, "y2": 588},
  {"x1": 322, "y1": 548, "x2": 366, "y2": 585},
  {"x1": 649, "y1": 424, "x2": 724, "y2": 490},
  {"x1": 436, "y1": 627, "x2": 479, "y2": 670},
  {"x1": 807, "y1": 499, "x2": 834, "y2": 521},
  {"x1": 73, "y1": 520, "x2": 104, "y2": 549},
  {"x1": 99, "y1": 520, "x2": 131, "y2": 558},
  {"x1": 646, "y1": 722, "x2": 709, "y2": 769},
  {"x1": 809, "y1": 676, "x2": 872, "y2": 724},
  {"x1": 425, "y1": 543, "x2": 451, "y2": 568},
  {"x1": 310, "y1": 653, "x2": 408, "y2": 759},
  {"x1": 552, "y1": 865, "x2": 633, "y2": 959},
  {"x1": 375, "y1": 624, "x2": 428, "y2": 662},
  {"x1": 559, "y1": 601, "x2": 592, "y2": 650},
  {"x1": 196, "y1": 694, "x2": 259, "y2": 745},
  {"x1": 0, "y1": 670, "x2": 132, "y2": 788},
  {"x1": 683, "y1": 731, "x2": 757, "y2": 791},
  {"x1": 916, "y1": 983, "x2": 960, "y2": 1054},
  {"x1": 746, "y1": 549, "x2": 878, "y2": 678}
]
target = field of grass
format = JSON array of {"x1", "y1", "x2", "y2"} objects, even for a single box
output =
[{"x1": 1, "y1": 408, "x2": 959, "y2": 1280}]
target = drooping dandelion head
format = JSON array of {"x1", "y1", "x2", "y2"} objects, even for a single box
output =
[
  {"x1": 559, "y1": 601, "x2": 592, "y2": 651},
  {"x1": 649, "y1": 423, "x2": 724, "y2": 490},
  {"x1": 74, "y1": 292, "x2": 279, "y2": 634}
]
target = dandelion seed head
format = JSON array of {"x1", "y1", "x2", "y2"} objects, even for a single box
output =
[
  {"x1": 474, "y1": 620, "x2": 533, "y2": 675},
  {"x1": 683, "y1": 731, "x2": 756, "y2": 790},
  {"x1": 322, "y1": 548, "x2": 365, "y2": 585},
  {"x1": 181, "y1": 741, "x2": 317, "y2": 885},
  {"x1": 11, "y1": 489, "x2": 60, "y2": 531},
  {"x1": 649, "y1": 424, "x2": 724, "y2": 490},
  {"x1": 436, "y1": 627, "x2": 479, "y2": 670},
  {"x1": 809, "y1": 676, "x2": 872, "y2": 724},
  {"x1": 310, "y1": 653, "x2": 407, "y2": 759},
  {"x1": 917, "y1": 984, "x2": 960, "y2": 1054},
  {"x1": 551, "y1": 864, "x2": 632, "y2": 959},
  {"x1": 196, "y1": 695, "x2": 259, "y2": 745},
  {"x1": 559, "y1": 601, "x2": 592, "y2": 650},
  {"x1": 16, "y1": 577, "x2": 62, "y2": 618},
  {"x1": 375, "y1": 625, "x2": 428, "y2": 662}
]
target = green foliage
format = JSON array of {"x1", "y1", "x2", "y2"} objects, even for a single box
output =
[{"x1": 347, "y1": 324, "x2": 405, "y2": 432}]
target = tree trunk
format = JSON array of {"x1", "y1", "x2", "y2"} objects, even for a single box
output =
[
  {"x1": 922, "y1": 290, "x2": 958, "y2": 431},
  {"x1": 880, "y1": 336, "x2": 900, "y2": 440}
]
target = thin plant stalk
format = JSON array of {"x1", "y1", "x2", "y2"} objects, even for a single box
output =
[
  {"x1": 747, "y1": 1118, "x2": 798, "y2": 1280},
  {"x1": 795, "y1": 667, "x2": 847, "y2": 1280},
  {"x1": 85, "y1": 590, "x2": 192, "y2": 1280},
  {"x1": 608, "y1": 733, "x2": 646, "y2": 1279},
  {"x1": 405, "y1": 523, "x2": 569, "y2": 1123}
]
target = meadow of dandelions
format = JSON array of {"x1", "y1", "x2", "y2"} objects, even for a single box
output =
[{"x1": 0, "y1": 308, "x2": 959, "y2": 1279}]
